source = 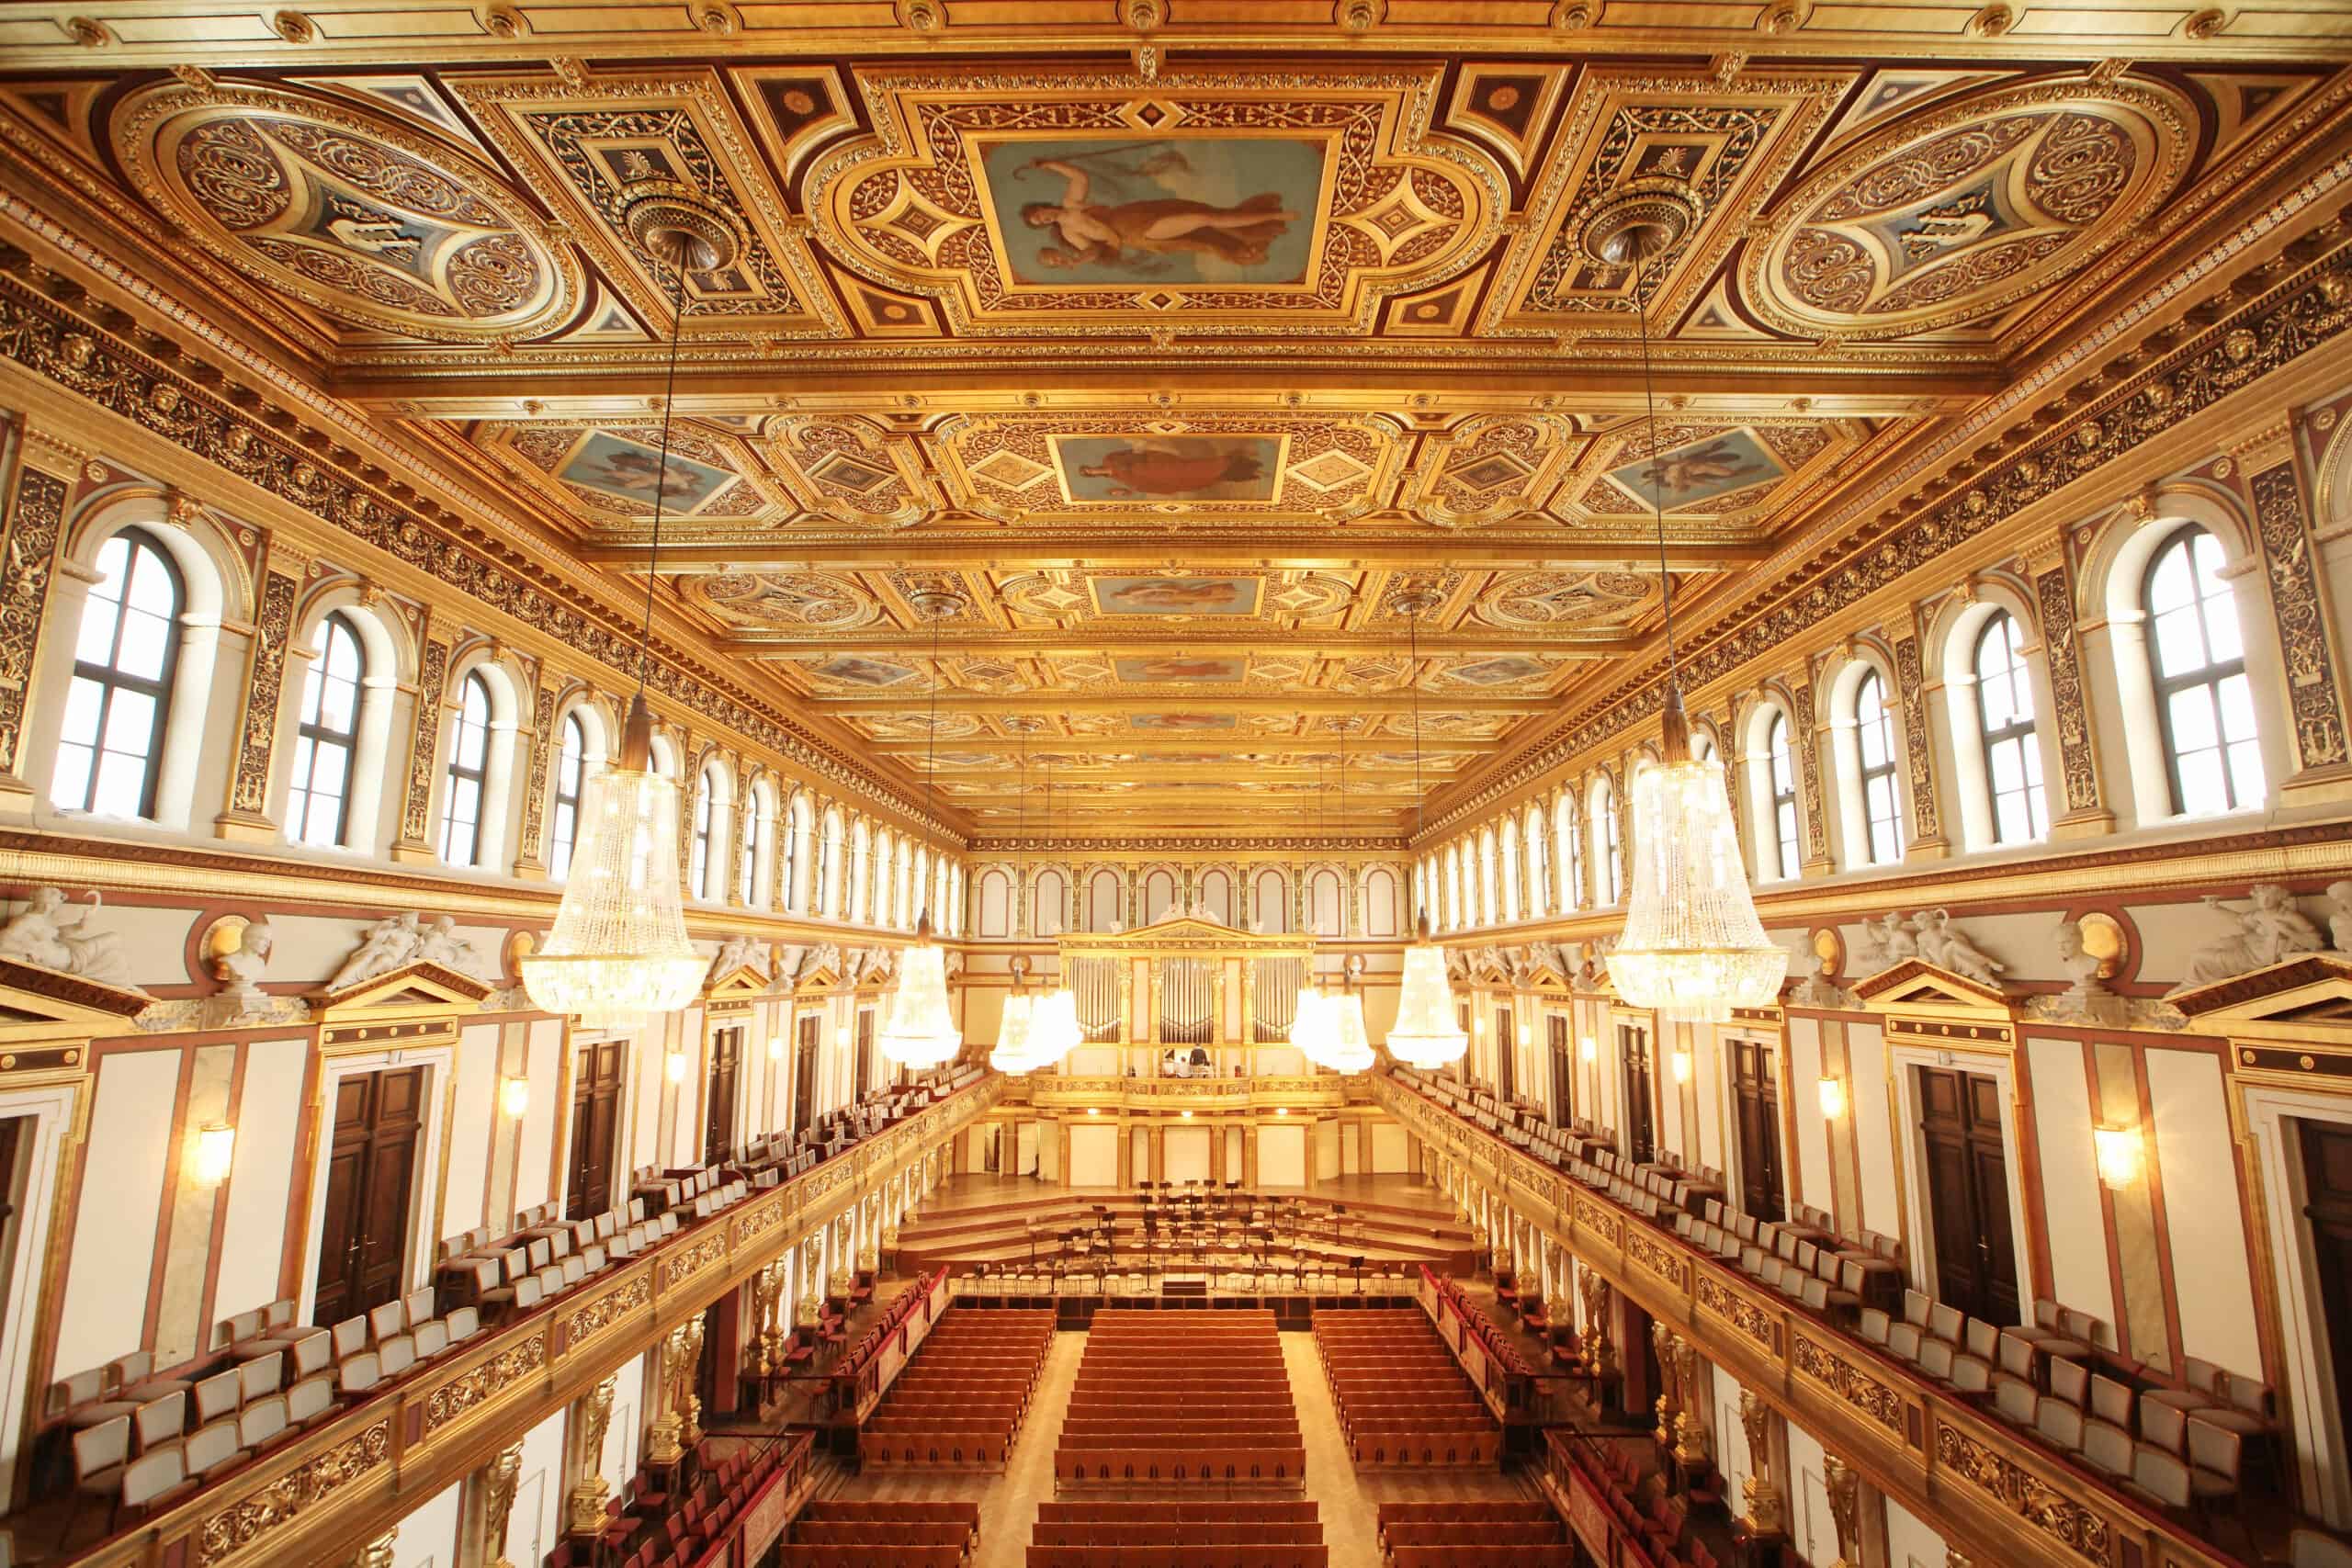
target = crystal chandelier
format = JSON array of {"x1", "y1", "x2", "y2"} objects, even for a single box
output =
[
  {"x1": 989, "y1": 969, "x2": 1043, "y2": 1073},
  {"x1": 1599, "y1": 191, "x2": 1786, "y2": 1022},
  {"x1": 519, "y1": 204, "x2": 723, "y2": 1029},
  {"x1": 876, "y1": 591, "x2": 966, "y2": 1071},
  {"x1": 1318, "y1": 953, "x2": 1376, "y2": 1074},
  {"x1": 1383, "y1": 592, "x2": 1468, "y2": 1069}
]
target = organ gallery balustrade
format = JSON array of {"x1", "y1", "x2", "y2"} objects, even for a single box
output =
[
  {"x1": 1373, "y1": 1073, "x2": 2243, "y2": 1568},
  {"x1": 59, "y1": 1075, "x2": 1000, "y2": 1568},
  {"x1": 1022, "y1": 1074, "x2": 1370, "y2": 1111}
]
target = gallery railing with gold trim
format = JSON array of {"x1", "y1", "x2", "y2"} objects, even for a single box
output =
[
  {"x1": 59, "y1": 1075, "x2": 1002, "y2": 1568},
  {"x1": 1373, "y1": 1074, "x2": 2244, "y2": 1568},
  {"x1": 1018, "y1": 1073, "x2": 1373, "y2": 1111}
]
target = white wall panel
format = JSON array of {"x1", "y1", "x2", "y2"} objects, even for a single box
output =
[
  {"x1": 1370, "y1": 1122, "x2": 1408, "y2": 1173},
  {"x1": 513, "y1": 1020, "x2": 561, "y2": 1212},
  {"x1": 1066, "y1": 1123, "x2": 1119, "y2": 1188},
  {"x1": 1884, "y1": 1495, "x2": 1949, "y2": 1568},
  {"x1": 1164, "y1": 1126, "x2": 1210, "y2": 1185},
  {"x1": 56, "y1": 1048, "x2": 179, "y2": 1375},
  {"x1": 390, "y1": 1481, "x2": 462, "y2": 1568},
  {"x1": 1785, "y1": 1420, "x2": 1836, "y2": 1567},
  {"x1": 444, "y1": 1023, "x2": 498, "y2": 1239},
  {"x1": 1259, "y1": 1124, "x2": 1306, "y2": 1188},
  {"x1": 1848, "y1": 1021, "x2": 1898, "y2": 1235},
  {"x1": 2147, "y1": 1047, "x2": 2261, "y2": 1372},
  {"x1": 212, "y1": 1035, "x2": 307, "y2": 1320},
  {"x1": 2025, "y1": 1035, "x2": 2117, "y2": 1325},
  {"x1": 1314, "y1": 1119, "x2": 1341, "y2": 1181},
  {"x1": 1786, "y1": 1018, "x2": 1830, "y2": 1216}
]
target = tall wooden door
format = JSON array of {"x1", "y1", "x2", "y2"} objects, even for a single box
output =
[
  {"x1": 1548, "y1": 1016, "x2": 1574, "y2": 1128},
  {"x1": 1730, "y1": 1039, "x2": 1787, "y2": 1223},
  {"x1": 792, "y1": 1014, "x2": 819, "y2": 1136},
  {"x1": 705, "y1": 1028, "x2": 741, "y2": 1163},
  {"x1": 854, "y1": 1011, "x2": 875, "y2": 1101},
  {"x1": 1621, "y1": 1024, "x2": 1657, "y2": 1165},
  {"x1": 313, "y1": 1066, "x2": 424, "y2": 1325},
  {"x1": 1494, "y1": 1008, "x2": 1516, "y2": 1101},
  {"x1": 1917, "y1": 1066, "x2": 2020, "y2": 1324},
  {"x1": 2299, "y1": 1118, "x2": 2352, "y2": 1459},
  {"x1": 566, "y1": 1042, "x2": 624, "y2": 1222}
]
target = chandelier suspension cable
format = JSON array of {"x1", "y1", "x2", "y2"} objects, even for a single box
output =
[
  {"x1": 1631, "y1": 252, "x2": 1681, "y2": 679},
  {"x1": 1408, "y1": 602, "x2": 1426, "y2": 907},
  {"x1": 922, "y1": 597, "x2": 944, "y2": 920},
  {"x1": 635, "y1": 241, "x2": 694, "y2": 696}
]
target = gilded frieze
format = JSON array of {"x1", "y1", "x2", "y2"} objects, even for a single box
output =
[
  {"x1": 1695, "y1": 1270, "x2": 1776, "y2": 1352},
  {"x1": 2248, "y1": 461, "x2": 2350, "y2": 771},
  {"x1": 195, "y1": 1416, "x2": 391, "y2": 1568},
  {"x1": 421, "y1": 1332, "x2": 550, "y2": 1440},
  {"x1": 0, "y1": 466, "x2": 65, "y2": 781},
  {"x1": 1932, "y1": 1417, "x2": 2115, "y2": 1566},
  {"x1": 1792, "y1": 1329, "x2": 1905, "y2": 1438},
  {"x1": 562, "y1": 1269, "x2": 653, "y2": 1351}
]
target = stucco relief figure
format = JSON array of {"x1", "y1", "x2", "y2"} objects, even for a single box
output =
[
  {"x1": 2173, "y1": 884, "x2": 2324, "y2": 993},
  {"x1": 415, "y1": 916, "x2": 487, "y2": 979},
  {"x1": 327, "y1": 911, "x2": 421, "y2": 990},
  {"x1": 0, "y1": 887, "x2": 136, "y2": 987},
  {"x1": 2054, "y1": 919, "x2": 2107, "y2": 1003},
  {"x1": 217, "y1": 920, "x2": 275, "y2": 1012},
  {"x1": 708, "y1": 932, "x2": 765, "y2": 977},
  {"x1": 1850, "y1": 911, "x2": 1918, "y2": 973},
  {"x1": 1914, "y1": 909, "x2": 2005, "y2": 986},
  {"x1": 2326, "y1": 880, "x2": 2352, "y2": 953}
]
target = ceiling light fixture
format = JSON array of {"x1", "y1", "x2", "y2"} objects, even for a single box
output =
[
  {"x1": 1384, "y1": 591, "x2": 1469, "y2": 1071},
  {"x1": 1592, "y1": 188, "x2": 1786, "y2": 1025},
  {"x1": 519, "y1": 202, "x2": 725, "y2": 1029},
  {"x1": 877, "y1": 590, "x2": 967, "y2": 1071}
]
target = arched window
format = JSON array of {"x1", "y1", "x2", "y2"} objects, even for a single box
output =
[
  {"x1": 438, "y1": 671, "x2": 493, "y2": 865},
  {"x1": 783, "y1": 795, "x2": 811, "y2": 912},
  {"x1": 1499, "y1": 829, "x2": 1521, "y2": 924},
  {"x1": 1252, "y1": 866, "x2": 1289, "y2": 933},
  {"x1": 912, "y1": 846, "x2": 931, "y2": 924},
  {"x1": 1442, "y1": 845, "x2": 1463, "y2": 930},
  {"x1": 847, "y1": 820, "x2": 871, "y2": 922},
  {"x1": 689, "y1": 766, "x2": 720, "y2": 898},
  {"x1": 1974, "y1": 611, "x2": 2049, "y2": 843},
  {"x1": 741, "y1": 782, "x2": 775, "y2": 905},
  {"x1": 2145, "y1": 525, "x2": 2264, "y2": 816},
  {"x1": 897, "y1": 840, "x2": 916, "y2": 928},
  {"x1": 819, "y1": 807, "x2": 843, "y2": 918},
  {"x1": 1035, "y1": 867, "x2": 1067, "y2": 935},
  {"x1": 1592, "y1": 779, "x2": 1622, "y2": 905},
  {"x1": 869, "y1": 828, "x2": 892, "y2": 925},
  {"x1": 1767, "y1": 714, "x2": 1800, "y2": 880},
  {"x1": 1554, "y1": 796, "x2": 1580, "y2": 913},
  {"x1": 1476, "y1": 829, "x2": 1498, "y2": 926},
  {"x1": 54, "y1": 527, "x2": 183, "y2": 818},
  {"x1": 286, "y1": 612, "x2": 363, "y2": 846},
  {"x1": 1522, "y1": 806, "x2": 1547, "y2": 918},
  {"x1": 548, "y1": 712, "x2": 589, "y2": 879},
  {"x1": 1855, "y1": 671, "x2": 1905, "y2": 864}
]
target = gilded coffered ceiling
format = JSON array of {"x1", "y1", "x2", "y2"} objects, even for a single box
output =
[{"x1": 0, "y1": 2, "x2": 2346, "y2": 834}]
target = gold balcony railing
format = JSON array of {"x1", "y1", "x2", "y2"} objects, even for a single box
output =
[
  {"x1": 1021, "y1": 1073, "x2": 1371, "y2": 1112},
  {"x1": 63, "y1": 1076, "x2": 1001, "y2": 1568},
  {"x1": 1373, "y1": 1075, "x2": 2242, "y2": 1568}
]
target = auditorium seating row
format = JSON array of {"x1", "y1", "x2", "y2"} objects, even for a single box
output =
[
  {"x1": 547, "y1": 1439, "x2": 787, "y2": 1568},
  {"x1": 860, "y1": 1308, "x2": 1055, "y2": 1472},
  {"x1": 1570, "y1": 1434, "x2": 1721, "y2": 1568},
  {"x1": 1314, "y1": 1309, "x2": 1500, "y2": 1469},
  {"x1": 1056, "y1": 1312, "x2": 1304, "y2": 1489},
  {"x1": 778, "y1": 1498, "x2": 980, "y2": 1568},
  {"x1": 1375, "y1": 1502, "x2": 1573, "y2": 1568},
  {"x1": 1028, "y1": 1500, "x2": 1327, "y2": 1568}
]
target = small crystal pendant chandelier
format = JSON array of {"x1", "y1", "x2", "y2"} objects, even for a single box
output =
[
  {"x1": 990, "y1": 956, "x2": 1044, "y2": 1074},
  {"x1": 1383, "y1": 591, "x2": 1468, "y2": 1070},
  {"x1": 1319, "y1": 953, "x2": 1376, "y2": 1075},
  {"x1": 1592, "y1": 186, "x2": 1786, "y2": 1022},
  {"x1": 876, "y1": 590, "x2": 966, "y2": 1071},
  {"x1": 520, "y1": 197, "x2": 729, "y2": 1030}
]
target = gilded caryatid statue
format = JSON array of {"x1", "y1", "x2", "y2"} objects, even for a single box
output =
[
  {"x1": 566, "y1": 1376, "x2": 617, "y2": 1535},
  {"x1": 1824, "y1": 1454, "x2": 1862, "y2": 1568},
  {"x1": 1737, "y1": 1392, "x2": 1783, "y2": 1536}
]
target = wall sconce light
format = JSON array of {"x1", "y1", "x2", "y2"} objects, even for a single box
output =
[
  {"x1": 2094, "y1": 1124, "x2": 2143, "y2": 1189},
  {"x1": 1087, "y1": 1106, "x2": 1101, "y2": 1116},
  {"x1": 1816, "y1": 1077, "x2": 1847, "y2": 1120},
  {"x1": 1579, "y1": 1036, "x2": 1598, "y2": 1065},
  {"x1": 192, "y1": 1123, "x2": 235, "y2": 1186},
  {"x1": 500, "y1": 1077, "x2": 529, "y2": 1119},
  {"x1": 767, "y1": 1035, "x2": 784, "y2": 1061},
  {"x1": 665, "y1": 1050, "x2": 687, "y2": 1083},
  {"x1": 1274, "y1": 1106, "x2": 1289, "y2": 1116},
  {"x1": 1671, "y1": 1048, "x2": 1692, "y2": 1084},
  {"x1": 1181, "y1": 1109, "x2": 1193, "y2": 1119}
]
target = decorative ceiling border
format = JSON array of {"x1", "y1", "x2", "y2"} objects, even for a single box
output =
[
  {"x1": 0, "y1": 267, "x2": 962, "y2": 843},
  {"x1": 1417, "y1": 163, "x2": 2352, "y2": 841},
  {"x1": 967, "y1": 835, "x2": 1408, "y2": 852}
]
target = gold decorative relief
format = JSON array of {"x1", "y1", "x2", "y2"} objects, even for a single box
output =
[
  {"x1": 562, "y1": 1270, "x2": 652, "y2": 1350},
  {"x1": 807, "y1": 63, "x2": 1500, "y2": 337},
  {"x1": 196, "y1": 1416, "x2": 392, "y2": 1567},
  {"x1": 1933, "y1": 1417, "x2": 2114, "y2": 1565},
  {"x1": 422, "y1": 1333, "x2": 549, "y2": 1439},
  {"x1": 113, "y1": 79, "x2": 579, "y2": 344},
  {"x1": 1696, "y1": 1271, "x2": 1776, "y2": 1351},
  {"x1": 1792, "y1": 1329, "x2": 1905, "y2": 1438}
]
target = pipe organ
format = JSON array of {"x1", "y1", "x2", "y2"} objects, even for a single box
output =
[{"x1": 1053, "y1": 913, "x2": 1316, "y2": 1059}]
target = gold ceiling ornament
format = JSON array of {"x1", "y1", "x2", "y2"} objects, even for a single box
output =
[
  {"x1": 877, "y1": 587, "x2": 967, "y2": 1071},
  {"x1": 520, "y1": 198, "x2": 724, "y2": 1029},
  {"x1": 1598, "y1": 187, "x2": 1787, "y2": 1025},
  {"x1": 1384, "y1": 588, "x2": 1470, "y2": 1070}
]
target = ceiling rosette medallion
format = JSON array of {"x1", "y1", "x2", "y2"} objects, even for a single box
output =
[
  {"x1": 1744, "y1": 73, "x2": 2194, "y2": 341},
  {"x1": 112, "y1": 78, "x2": 580, "y2": 344},
  {"x1": 682, "y1": 571, "x2": 880, "y2": 629},
  {"x1": 1401, "y1": 413, "x2": 1585, "y2": 527},
  {"x1": 763, "y1": 416, "x2": 932, "y2": 526},
  {"x1": 1476, "y1": 570, "x2": 1656, "y2": 627},
  {"x1": 937, "y1": 412, "x2": 1396, "y2": 524},
  {"x1": 806, "y1": 65, "x2": 1501, "y2": 337}
]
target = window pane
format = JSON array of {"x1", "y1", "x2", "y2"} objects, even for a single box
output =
[
  {"x1": 74, "y1": 596, "x2": 121, "y2": 668},
  {"x1": 2153, "y1": 603, "x2": 2210, "y2": 679},
  {"x1": 124, "y1": 544, "x2": 178, "y2": 616},
  {"x1": 2176, "y1": 748, "x2": 2228, "y2": 817},
  {"x1": 101, "y1": 689, "x2": 156, "y2": 753},
  {"x1": 2216, "y1": 673, "x2": 2258, "y2": 741},
  {"x1": 317, "y1": 671, "x2": 357, "y2": 735},
  {"x1": 2167, "y1": 687, "x2": 2219, "y2": 752},
  {"x1": 2225, "y1": 739, "x2": 2266, "y2": 807},
  {"x1": 91, "y1": 749, "x2": 148, "y2": 818},
  {"x1": 58, "y1": 678, "x2": 104, "y2": 747},
  {"x1": 51, "y1": 741, "x2": 93, "y2": 813}
]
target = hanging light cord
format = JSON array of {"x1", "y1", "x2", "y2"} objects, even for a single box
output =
[
  {"x1": 1408, "y1": 602, "x2": 1426, "y2": 927},
  {"x1": 636, "y1": 240, "x2": 694, "y2": 695},
  {"x1": 1630, "y1": 252, "x2": 1679, "y2": 676},
  {"x1": 921, "y1": 602, "x2": 944, "y2": 921}
]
